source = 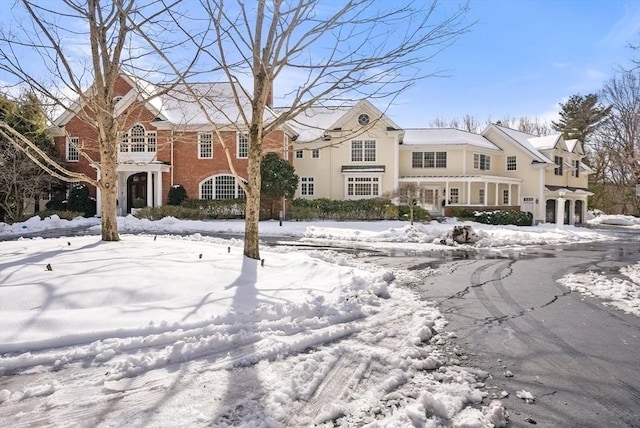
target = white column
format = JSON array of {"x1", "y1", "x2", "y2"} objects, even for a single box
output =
[
  {"x1": 494, "y1": 183, "x2": 499, "y2": 206},
  {"x1": 156, "y1": 171, "x2": 163, "y2": 207},
  {"x1": 146, "y1": 171, "x2": 153, "y2": 207},
  {"x1": 467, "y1": 181, "x2": 471, "y2": 204},
  {"x1": 556, "y1": 196, "x2": 565, "y2": 228},
  {"x1": 484, "y1": 182, "x2": 488, "y2": 206}
]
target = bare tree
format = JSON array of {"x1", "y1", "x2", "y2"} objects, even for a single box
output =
[
  {"x1": 386, "y1": 182, "x2": 421, "y2": 225},
  {"x1": 590, "y1": 69, "x2": 640, "y2": 214},
  {"x1": 169, "y1": 0, "x2": 470, "y2": 259},
  {"x1": 0, "y1": 0, "x2": 196, "y2": 240}
]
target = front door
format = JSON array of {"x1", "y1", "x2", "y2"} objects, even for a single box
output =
[
  {"x1": 127, "y1": 173, "x2": 147, "y2": 213},
  {"x1": 420, "y1": 187, "x2": 440, "y2": 214}
]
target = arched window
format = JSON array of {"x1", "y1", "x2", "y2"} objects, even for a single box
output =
[
  {"x1": 120, "y1": 123, "x2": 157, "y2": 153},
  {"x1": 200, "y1": 174, "x2": 246, "y2": 200}
]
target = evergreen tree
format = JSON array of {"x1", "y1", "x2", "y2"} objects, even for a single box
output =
[
  {"x1": 261, "y1": 153, "x2": 298, "y2": 219},
  {"x1": 0, "y1": 93, "x2": 62, "y2": 222},
  {"x1": 552, "y1": 94, "x2": 611, "y2": 147},
  {"x1": 261, "y1": 153, "x2": 299, "y2": 200}
]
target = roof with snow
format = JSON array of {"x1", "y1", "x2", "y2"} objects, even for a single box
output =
[
  {"x1": 485, "y1": 124, "x2": 555, "y2": 164},
  {"x1": 402, "y1": 128, "x2": 500, "y2": 150}
]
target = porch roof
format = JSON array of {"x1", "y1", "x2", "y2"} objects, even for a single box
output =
[
  {"x1": 116, "y1": 161, "x2": 171, "y2": 172},
  {"x1": 399, "y1": 174, "x2": 521, "y2": 184}
]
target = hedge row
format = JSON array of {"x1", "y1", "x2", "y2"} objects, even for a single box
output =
[
  {"x1": 135, "y1": 198, "x2": 246, "y2": 220},
  {"x1": 289, "y1": 198, "x2": 400, "y2": 221},
  {"x1": 451, "y1": 208, "x2": 533, "y2": 226}
]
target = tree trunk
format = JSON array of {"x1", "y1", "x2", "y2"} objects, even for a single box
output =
[
  {"x1": 243, "y1": 131, "x2": 262, "y2": 260},
  {"x1": 99, "y1": 141, "x2": 120, "y2": 241}
]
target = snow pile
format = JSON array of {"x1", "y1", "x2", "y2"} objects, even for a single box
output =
[
  {"x1": 2, "y1": 215, "x2": 611, "y2": 250},
  {"x1": 587, "y1": 214, "x2": 640, "y2": 228},
  {"x1": 557, "y1": 262, "x2": 640, "y2": 316},
  {"x1": 0, "y1": 234, "x2": 507, "y2": 427}
]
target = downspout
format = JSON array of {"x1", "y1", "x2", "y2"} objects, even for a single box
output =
[{"x1": 170, "y1": 128, "x2": 175, "y2": 186}]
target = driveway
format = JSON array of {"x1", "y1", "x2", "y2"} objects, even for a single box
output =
[{"x1": 363, "y1": 228, "x2": 640, "y2": 427}]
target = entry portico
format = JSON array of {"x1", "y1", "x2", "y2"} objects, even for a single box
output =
[{"x1": 95, "y1": 162, "x2": 171, "y2": 216}]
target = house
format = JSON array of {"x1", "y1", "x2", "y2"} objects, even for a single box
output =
[
  {"x1": 292, "y1": 109, "x2": 591, "y2": 225},
  {"x1": 48, "y1": 74, "x2": 591, "y2": 226},
  {"x1": 50, "y1": 74, "x2": 293, "y2": 215},
  {"x1": 288, "y1": 100, "x2": 403, "y2": 201}
]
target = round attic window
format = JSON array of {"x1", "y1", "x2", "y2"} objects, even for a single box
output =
[{"x1": 357, "y1": 113, "x2": 370, "y2": 126}]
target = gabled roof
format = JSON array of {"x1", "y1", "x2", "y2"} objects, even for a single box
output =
[
  {"x1": 483, "y1": 124, "x2": 555, "y2": 165},
  {"x1": 281, "y1": 99, "x2": 402, "y2": 143},
  {"x1": 402, "y1": 128, "x2": 500, "y2": 151},
  {"x1": 54, "y1": 73, "x2": 283, "y2": 130},
  {"x1": 278, "y1": 105, "x2": 352, "y2": 142}
]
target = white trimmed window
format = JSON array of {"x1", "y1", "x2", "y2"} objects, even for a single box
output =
[
  {"x1": 300, "y1": 177, "x2": 315, "y2": 196},
  {"x1": 449, "y1": 188, "x2": 459, "y2": 204},
  {"x1": 198, "y1": 133, "x2": 213, "y2": 159},
  {"x1": 479, "y1": 189, "x2": 485, "y2": 204},
  {"x1": 412, "y1": 151, "x2": 447, "y2": 168},
  {"x1": 120, "y1": 124, "x2": 156, "y2": 152},
  {"x1": 572, "y1": 160, "x2": 580, "y2": 177},
  {"x1": 312, "y1": 148, "x2": 320, "y2": 159},
  {"x1": 474, "y1": 153, "x2": 491, "y2": 171},
  {"x1": 67, "y1": 136, "x2": 79, "y2": 162},
  {"x1": 554, "y1": 156, "x2": 563, "y2": 176},
  {"x1": 295, "y1": 150, "x2": 303, "y2": 159},
  {"x1": 503, "y1": 189, "x2": 509, "y2": 204},
  {"x1": 200, "y1": 174, "x2": 246, "y2": 200},
  {"x1": 506, "y1": 155, "x2": 517, "y2": 171},
  {"x1": 351, "y1": 140, "x2": 376, "y2": 162},
  {"x1": 346, "y1": 176, "x2": 380, "y2": 197},
  {"x1": 237, "y1": 133, "x2": 249, "y2": 159}
]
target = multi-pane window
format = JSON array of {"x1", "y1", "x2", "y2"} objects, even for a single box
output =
[
  {"x1": 67, "y1": 137, "x2": 79, "y2": 162},
  {"x1": 295, "y1": 150, "x2": 303, "y2": 159},
  {"x1": 312, "y1": 149, "x2": 320, "y2": 159},
  {"x1": 351, "y1": 140, "x2": 376, "y2": 162},
  {"x1": 300, "y1": 177, "x2": 315, "y2": 196},
  {"x1": 449, "y1": 188, "x2": 459, "y2": 204},
  {"x1": 474, "y1": 154, "x2": 491, "y2": 171},
  {"x1": 347, "y1": 176, "x2": 379, "y2": 197},
  {"x1": 479, "y1": 189, "x2": 485, "y2": 204},
  {"x1": 237, "y1": 133, "x2": 249, "y2": 159},
  {"x1": 572, "y1": 160, "x2": 580, "y2": 177},
  {"x1": 412, "y1": 151, "x2": 447, "y2": 168},
  {"x1": 120, "y1": 124, "x2": 156, "y2": 152},
  {"x1": 506, "y1": 155, "x2": 517, "y2": 171},
  {"x1": 198, "y1": 133, "x2": 213, "y2": 158},
  {"x1": 503, "y1": 189, "x2": 510, "y2": 204},
  {"x1": 554, "y1": 156, "x2": 563, "y2": 176},
  {"x1": 200, "y1": 174, "x2": 246, "y2": 200}
]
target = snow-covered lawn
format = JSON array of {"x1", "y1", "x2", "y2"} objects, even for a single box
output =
[{"x1": 0, "y1": 213, "x2": 636, "y2": 427}]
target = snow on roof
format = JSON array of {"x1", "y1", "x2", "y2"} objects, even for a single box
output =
[
  {"x1": 488, "y1": 125, "x2": 555, "y2": 164},
  {"x1": 528, "y1": 135, "x2": 559, "y2": 150},
  {"x1": 277, "y1": 105, "x2": 352, "y2": 142},
  {"x1": 402, "y1": 128, "x2": 499, "y2": 150},
  {"x1": 565, "y1": 139, "x2": 580, "y2": 152},
  {"x1": 156, "y1": 82, "x2": 278, "y2": 128}
]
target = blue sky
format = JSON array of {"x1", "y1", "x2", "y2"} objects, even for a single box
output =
[
  {"x1": 385, "y1": 0, "x2": 640, "y2": 127},
  {"x1": 1, "y1": 0, "x2": 638, "y2": 130}
]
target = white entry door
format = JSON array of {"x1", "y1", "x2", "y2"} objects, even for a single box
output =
[{"x1": 420, "y1": 187, "x2": 440, "y2": 213}]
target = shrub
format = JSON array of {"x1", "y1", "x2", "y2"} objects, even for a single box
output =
[
  {"x1": 167, "y1": 185, "x2": 188, "y2": 206},
  {"x1": 132, "y1": 197, "x2": 146, "y2": 209},
  {"x1": 397, "y1": 205, "x2": 430, "y2": 222},
  {"x1": 68, "y1": 183, "x2": 96, "y2": 217},
  {"x1": 454, "y1": 209, "x2": 533, "y2": 226},
  {"x1": 35, "y1": 210, "x2": 85, "y2": 221},
  {"x1": 290, "y1": 198, "x2": 398, "y2": 221}
]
